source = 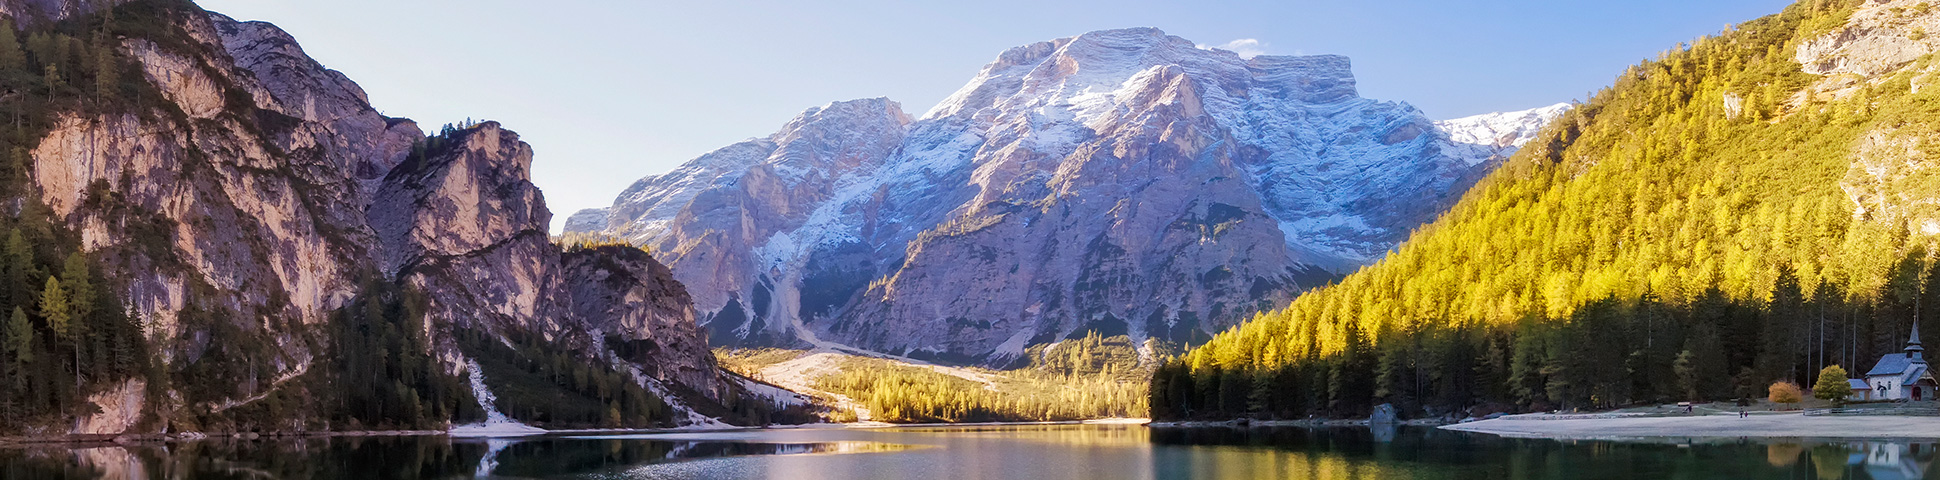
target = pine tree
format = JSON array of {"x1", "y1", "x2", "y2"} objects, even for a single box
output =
[
  {"x1": 41, "y1": 276, "x2": 66, "y2": 341},
  {"x1": 1, "y1": 229, "x2": 26, "y2": 313},
  {"x1": 93, "y1": 40, "x2": 114, "y2": 102},
  {"x1": 1759, "y1": 265, "x2": 1806, "y2": 384},
  {"x1": 0, "y1": 20, "x2": 22, "y2": 72},
  {"x1": 40, "y1": 275, "x2": 75, "y2": 393},
  {"x1": 5, "y1": 306, "x2": 31, "y2": 420},
  {"x1": 1508, "y1": 325, "x2": 1547, "y2": 407},
  {"x1": 1683, "y1": 321, "x2": 1730, "y2": 400},
  {"x1": 42, "y1": 63, "x2": 58, "y2": 97},
  {"x1": 3, "y1": 306, "x2": 28, "y2": 365},
  {"x1": 1673, "y1": 349, "x2": 1700, "y2": 401},
  {"x1": 62, "y1": 253, "x2": 92, "y2": 330}
]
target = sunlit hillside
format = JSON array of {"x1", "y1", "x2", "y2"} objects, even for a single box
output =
[{"x1": 1156, "y1": 0, "x2": 1940, "y2": 420}]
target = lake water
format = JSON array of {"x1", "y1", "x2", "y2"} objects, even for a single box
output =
[{"x1": 2, "y1": 424, "x2": 1934, "y2": 479}]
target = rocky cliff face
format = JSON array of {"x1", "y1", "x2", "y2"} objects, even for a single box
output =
[
  {"x1": 25, "y1": 2, "x2": 726, "y2": 431},
  {"x1": 571, "y1": 27, "x2": 1565, "y2": 364},
  {"x1": 1805, "y1": 0, "x2": 1940, "y2": 235},
  {"x1": 0, "y1": 0, "x2": 127, "y2": 25},
  {"x1": 562, "y1": 245, "x2": 719, "y2": 397},
  {"x1": 371, "y1": 123, "x2": 563, "y2": 335}
]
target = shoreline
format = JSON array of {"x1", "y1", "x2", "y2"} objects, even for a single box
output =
[
  {"x1": 1148, "y1": 418, "x2": 1452, "y2": 429},
  {"x1": 1440, "y1": 411, "x2": 1940, "y2": 440}
]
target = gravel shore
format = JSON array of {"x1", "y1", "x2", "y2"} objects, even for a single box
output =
[{"x1": 1442, "y1": 412, "x2": 1940, "y2": 440}]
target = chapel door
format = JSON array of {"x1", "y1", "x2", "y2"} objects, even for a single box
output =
[{"x1": 1916, "y1": 386, "x2": 1924, "y2": 401}]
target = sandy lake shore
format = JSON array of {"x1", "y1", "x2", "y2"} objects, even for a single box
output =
[{"x1": 1442, "y1": 412, "x2": 1940, "y2": 440}]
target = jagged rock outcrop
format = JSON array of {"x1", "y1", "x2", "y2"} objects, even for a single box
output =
[
  {"x1": 571, "y1": 27, "x2": 1565, "y2": 364},
  {"x1": 21, "y1": 2, "x2": 728, "y2": 431},
  {"x1": 372, "y1": 122, "x2": 565, "y2": 334},
  {"x1": 372, "y1": 123, "x2": 726, "y2": 399},
  {"x1": 1797, "y1": 0, "x2": 1940, "y2": 78},
  {"x1": 562, "y1": 245, "x2": 720, "y2": 398}
]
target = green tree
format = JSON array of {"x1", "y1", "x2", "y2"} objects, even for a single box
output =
[
  {"x1": 1683, "y1": 322, "x2": 1730, "y2": 400},
  {"x1": 3, "y1": 307, "x2": 28, "y2": 364},
  {"x1": 2, "y1": 229, "x2": 28, "y2": 313},
  {"x1": 40, "y1": 276, "x2": 66, "y2": 341},
  {"x1": 1812, "y1": 365, "x2": 1852, "y2": 403},
  {"x1": 1508, "y1": 325, "x2": 1547, "y2": 407},
  {"x1": 42, "y1": 63, "x2": 58, "y2": 97},
  {"x1": 61, "y1": 254, "x2": 92, "y2": 328},
  {"x1": 0, "y1": 20, "x2": 22, "y2": 71},
  {"x1": 1673, "y1": 350, "x2": 1700, "y2": 402},
  {"x1": 1758, "y1": 265, "x2": 1805, "y2": 384}
]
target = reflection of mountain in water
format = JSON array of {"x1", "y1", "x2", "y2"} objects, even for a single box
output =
[
  {"x1": 481, "y1": 438, "x2": 911, "y2": 477},
  {"x1": 0, "y1": 436, "x2": 913, "y2": 480}
]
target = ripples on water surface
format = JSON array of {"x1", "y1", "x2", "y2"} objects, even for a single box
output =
[{"x1": 1, "y1": 424, "x2": 1936, "y2": 479}]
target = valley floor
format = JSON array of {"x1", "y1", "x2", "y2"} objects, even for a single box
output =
[
  {"x1": 716, "y1": 345, "x2": 1150, "y2": 423},
  {"x1": 1442, "y1": 412, "x2": 1940, "y2": 440}
]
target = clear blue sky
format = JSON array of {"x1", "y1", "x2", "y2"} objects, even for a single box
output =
[{"x1": 195, "y1": 0, "x2": 1792, "y2": 232}]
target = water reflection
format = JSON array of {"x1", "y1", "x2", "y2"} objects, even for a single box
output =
[
  {"x1": 0, "y1": 435, "x2": 909, "y2": 479},
  {"x1": 5, "y1": 425, "x2": 1940, "y2": 479},
  {"x1": 1149, "y1": 426, "x2": 1939, "y2": 480}
]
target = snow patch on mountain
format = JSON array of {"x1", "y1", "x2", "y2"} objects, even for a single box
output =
[
  {"x1": 1437, "y1": 103, "x2": 1572, "y2": 149},
  {"x1": 573, "y1": 28, "x2": 1568, "y2": 362},
  {"x1": 450, "y1": 359, "x2": 546, "y2": 438}
]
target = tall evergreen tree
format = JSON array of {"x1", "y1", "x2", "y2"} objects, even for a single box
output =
[
  {"x1": 40, "y1": 276, "x2": 66, "y2": 341},
  {"x1": 1759, "y1": 265, "x2": 1806, "y2": 385},
  {"x1": 1508, "y1": 324, "x2": 1547, "y2": 407},
  {"x1": 0, "y1": 20, "x2": 22, "y2": 72},
  {"x1": 62, "y1": 253, "x2": 92, "y2": 328},
  {"x1": 3, "y1": 306, "x2": 28, "y2": 365}
]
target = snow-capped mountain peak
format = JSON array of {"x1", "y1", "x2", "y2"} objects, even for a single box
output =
[
  {"x1": 1436, "y1": 102, "x2": 1572, "y2": 148},
  {"x1": 570, "y1": 28, "x2": 1565, "y2": 365}
]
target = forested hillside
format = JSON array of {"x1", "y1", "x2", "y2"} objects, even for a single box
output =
[
  {"x1": 1153, "y1": 0, "x2": 1940, "y2": 420},
  {"x1": 0, "y1": 0, "x2": 771, "y2": 436}
]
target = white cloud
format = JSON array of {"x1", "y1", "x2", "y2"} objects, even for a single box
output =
[{"x1": 1198, "y1": 38, "x2": 1267, "y2": 59}]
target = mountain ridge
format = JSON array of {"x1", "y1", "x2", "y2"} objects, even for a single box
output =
[
  {"x1": 0, "y1": 0, "x2": 773, "y2": 435},
  {"x1": 568, "y1": 27, "x2": 1565, "y2": 365}
]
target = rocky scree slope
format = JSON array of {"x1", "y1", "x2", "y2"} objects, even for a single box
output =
[
  {"x1": 18, "y1": 0, "x2": 731, "y2": 433},
  {"x1": 570, "y1": 27, "x2": 1566, "y2": 365}
]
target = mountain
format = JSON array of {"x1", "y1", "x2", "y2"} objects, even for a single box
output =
[
  {"x1": 567, "y1": 28, "x2": 1564, "y2": 365},
  {"x1": 0, "y1": 0, "x2": 762, "y2": 435},
  {"x1": 1153, "y1": 0, "x2": 1940, "y2": 420}
]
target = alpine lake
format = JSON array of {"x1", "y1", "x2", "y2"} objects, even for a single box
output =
[{"x1": 0, "y1": 423, "x2": 1932, "y2": 479}]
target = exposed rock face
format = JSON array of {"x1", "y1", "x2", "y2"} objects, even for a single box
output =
[
  {"x1": 25, "y1": 5, "x2": 727, "y2": 430},
  {"x1": 0, "y1": 0, "x2": 129, "y2": 25},
  {"x1": 373, "y1": 123, "x2": 565, "y2": 334},
  {"x1": 562, "y1": 245, "x2": 721, "y2": 398},
  {"x1": 35, "y1": 11, "x2": 381, "y2": 371},
  {"x1": 1807, "y1": 1, "x2": 1940, "y2": 236},
  {"x1": 563, "y1": 207, "x2": 609, "y2": 233},
  {"x1": 72, "y1": 379, "x2": 146, "y2": 435},
  {"x1": 1797, "y1": 0, "x2": 1940, "y2": 78},
  {"x1": 574, "y1": 28, "x2": 1564, "y2": 364},
  {"x1": 376, "y1": 124, "x2": 726, "y2": 398},
  {"x1": 214, "y1": 13, "x2": 421, "y2": 195}
]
